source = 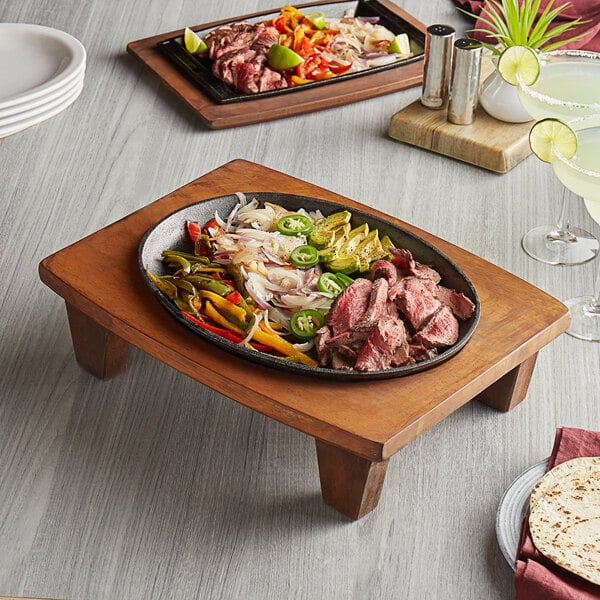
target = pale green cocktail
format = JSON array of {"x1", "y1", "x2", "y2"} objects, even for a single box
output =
[
  {"x1": 517, "y1": 50, "x2": 600, "y2": 266},
  {"x1": 518, "y1": 56, "x2": 600, "y2": 120},
  {"x1": 551, "y1": 123, "x2": 600, "y2": 341}
]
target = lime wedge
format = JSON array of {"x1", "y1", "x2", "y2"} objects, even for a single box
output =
[
  {"x1": 267, "y1": 44, "x2": 303, "y2": 70},
  {"x1": 305, "y1": 11, "x2": 326, "y2": 29},
  {"x1": 497, "y1": 45, "x2": 540, "y2": 86},
  {"x1": 388, "y1": 33, "x2": 410, "y2": 55},
  {"x1": 529, "y1": 118, "x2": 577, "y2": 163},
  {"x1": 184, "y1": 27, "x2": 208, "y2": 55}
]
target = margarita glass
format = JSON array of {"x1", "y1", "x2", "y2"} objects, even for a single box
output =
[
  {"x1": 550, "y1": 118, "x2": 600, "y2": 341},
  {"x1": 517, "y1": 49, "x2": 600, "y2": 265}
]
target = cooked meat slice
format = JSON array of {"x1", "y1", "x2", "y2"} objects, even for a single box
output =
[
  {"x1": 213, "y1": 48, "x2": 256, "y2": 86},
  {"x1": 409, "y1": 343, "x2": 438, "y2": 361},
  {"x1": 389, "y1": 247, "x2": 441, "y2": 283},
  {"x1": 368, "y1": 259, "x2": 397, "y2": 284},
  {"x1": 258, "y1": 66, "x2": 287, "y2": 92},
  {"x1": 233, "y1": 60, "x2": 260, "y2": 94},
  {"x1": 412, "y1": 306, "x2": 459, "y2": 348},
  {"x1": 205, "y1": 21, "x2": 282, "y2": 94},
  {"x1": 358, "y1": 278, "x2": 389, "y2": 327},
  {"x1": 435, "y1": 285, "x2": 475, "y2": 320},
  {"x1": 394, "y1": 276, "x2": 441, "y2": 331},
  {"x1": 318, "y1": 326, "x2": 370, "y2": 352},
  {"x1": 252, "y1": 23, "x2": 279, "y2": 52},
  {"x1": 325, "y1": 278, "x2": 372, "y2": 336},
  {"x1": 355, "y1": 316, "x2": 408, "y2": 371},
  {"x1": 391, "y1": 341, "x2": 414, "y2": 367}
]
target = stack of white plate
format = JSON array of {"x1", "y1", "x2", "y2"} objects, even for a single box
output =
[{"x1": 0, "y1": 23, "x2": 86, "y2": 139}]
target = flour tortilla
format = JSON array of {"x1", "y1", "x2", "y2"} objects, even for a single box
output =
[{"x1": 529, "y1": 456, "x2": 600, "y2": 585}]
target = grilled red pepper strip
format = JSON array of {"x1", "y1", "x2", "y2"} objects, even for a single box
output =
[
  {"x1": 225, "y1": 290, "x2": 243, "y2": 304},
  {"x1": 181, "y1": 312, "x2": 271, "y2": 351}
]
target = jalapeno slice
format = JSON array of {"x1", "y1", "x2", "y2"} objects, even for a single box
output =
[
  {"x1": 277, "y1": 214, "x2": 313, "y2": 236},
  {"x1": 317, "y1": 272, "x2": 345, "y2": 296},
  {"x1": 335, "y1": 273, "x2": 354, "y2": 287},
  {"x1": 290, "y1": 309, "x2": 325, "y2": 341},
  {"x1": 289, "y1": 244, "x2": 319, "y2": 267},
  {"x1": 317, "y1": 272, "x2": 354, "y2": 297}
]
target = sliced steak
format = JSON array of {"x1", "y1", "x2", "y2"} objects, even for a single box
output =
[
  {"x1": 258, "y1": 66, "x2": 287, "y2": 92},
  {"x1": 394, "y1": 276, "x2": 441, "y2": 331},
  {"x1": 315, "y1": 325, "x2": 362, "y2": 369},
  {"x1": 325, "y1": 278, "x2": 372, "y2": 336},
  {"x1": 205, "y1": 21, "x2": 283, "y2": 94},
  {"x1": 409, "y1": 343, "x2": 438, "y2": 362},
  {"x1": 355, "y1": 315, "x2": 409, "y2": 371},
  {"x1": 435, "y1": 285, "x2": 475, "y2": 320},
  {"x1": 357, "y1": 277, "x2": 389, "y2": 327},
  {"x1": 389, "y1": 247, "x2": 441, "y2": 283},
  {"x1": 412, "y1": 306, "x2": 459, "y2": 348},
  {"x1": 368, "y1": 259, "x2": 397, "y2": 285}
]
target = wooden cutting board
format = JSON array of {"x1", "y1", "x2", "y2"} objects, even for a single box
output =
[{"x1": 388, "y1": 60, "x2": 534, "y2": 173}]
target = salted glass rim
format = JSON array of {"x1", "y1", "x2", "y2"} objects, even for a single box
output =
[
  {"x1": 552, "y1": 117, "x2": 600, "y2": 179},
  {"x1": 516, "y1": 49, "x2": 600, "y2": 112}
]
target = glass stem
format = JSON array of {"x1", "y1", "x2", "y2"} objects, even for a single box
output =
[
  {"x1": 549, "y1": 187, "x2": 576, "y2": 242},
  {"x1": 590, "y1": 258, "x2": 600, "y2": 313}
]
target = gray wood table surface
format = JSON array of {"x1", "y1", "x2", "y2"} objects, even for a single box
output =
[{"x1": 1, "y1": 1, "x2": 598, "y2": 599}]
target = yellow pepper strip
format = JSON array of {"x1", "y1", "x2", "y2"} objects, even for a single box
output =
[
  {"x1": 203, "y1": 302, "x2": 317, "y2": 366},
  {"x1": 196, "y1": 289, "x2": 248, "y2": 322},
  {"x1": 203, "y1": 301, "x2": 246, "y2": 335},
  {"x1": 251, "y1": 328, "x2": 318, "y2": 367}
]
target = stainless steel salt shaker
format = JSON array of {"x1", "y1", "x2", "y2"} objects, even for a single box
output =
[
  {"x1": 448, "y1": 38, "x2": 482, "y2": 125},
  {"x1": 421, "y1": 24, "x2": 455, "y2": 109}
]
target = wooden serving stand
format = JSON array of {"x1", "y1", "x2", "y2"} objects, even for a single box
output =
[{"x1": 39, "y1": 160, "x2": 569, "y2": 520}]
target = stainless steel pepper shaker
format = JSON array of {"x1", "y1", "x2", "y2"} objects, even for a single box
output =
[
  {"x1": 448, "y1": 38, "x2": 482, "y2": 125},
  {"x1": 421, "y1": 24, "x2": 455, "y2": 109}
]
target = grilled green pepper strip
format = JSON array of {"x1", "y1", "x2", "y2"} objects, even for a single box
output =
[
  {"x1": 146, "y1": 269, "x2": 178, "y2": 300},
  {"x1": 183, "y1": 275, "x2": 233, "y2": 296},
  {"x1": 161, "y1": 250, "x2": 210, "y2": 264},
  {"x1": 163, "y1": 254, "x2": 191, "y2": 275}
]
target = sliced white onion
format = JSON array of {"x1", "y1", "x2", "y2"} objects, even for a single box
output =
[
  {"x1": 293, "y1": 340, "x2": 315, "y2": 352},
  {"x1": 241, "y1": 312, "x2": 263, "y2": 345}
]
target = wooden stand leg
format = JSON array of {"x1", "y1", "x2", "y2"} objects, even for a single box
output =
[
  {"x1": 65, "y1": 302, "x2": 129, "y2": 379},
  {"x1": 315, "y1": 439, "x2": 388, "y2": 520},
  {"x1": 476, "y1": 353, "x2": 538, "y2": 412}
]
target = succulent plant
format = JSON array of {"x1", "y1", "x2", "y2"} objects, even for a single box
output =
[{"x1": 459, "y1": 0, "x2": 590, "y2": 55}]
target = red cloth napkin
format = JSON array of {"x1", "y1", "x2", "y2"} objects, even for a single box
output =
[
  {"x1": 514, "y1": 427, "x2": 600, "y2": 599},
  {"x1": 452, "y1": 0, "x2": 600, "y2": 52}
]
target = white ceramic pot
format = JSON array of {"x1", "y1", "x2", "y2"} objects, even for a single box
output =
[{"x1": 479, "y1": 67, "x2": 533, "y2": 123}]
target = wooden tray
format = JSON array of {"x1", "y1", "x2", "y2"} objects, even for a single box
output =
[
  {"x1": 126, "y1": 0, "x2": 426, "y2": 129},
  {"x1": 39, "y1": 160, "x2": 569, "y2": 519}
]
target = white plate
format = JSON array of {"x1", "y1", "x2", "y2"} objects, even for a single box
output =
[
  {"x1": 495, "y1": 458, "x2": 549, "y2": 570},
  {"x1": 0, "y1": 70, "x2": 84, "y2": 126},
  {"x1": 0, "y1": 23, "x2": 86, "y2": 110},
  {"x1": 0, "y1": 61, "x2": 85, "y2": 119},
  {"x1": 0, "y1": 79, "x2": 83, "y2": 139}
]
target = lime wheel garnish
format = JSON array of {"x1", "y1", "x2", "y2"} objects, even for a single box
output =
[
  {"x1": 529, "y1": 118, "x2": 578, "y2": 163},
  {"x1": 497, "y1": 45, "x2": 540, "y2": 86}
]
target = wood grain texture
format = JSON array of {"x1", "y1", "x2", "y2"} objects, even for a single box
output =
[
  {"x1": 316, "y1": 439, "x2": 389, "y2": 519},
  {"x1": 1, "y1": 0, "x2": 599, "y2": 597},
  {"x1": 38, "y1": 158, "x2": 569, "y2": 467},
  {"x1": 388, "y1": 100, "x2": 534, "y2": 173}
]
